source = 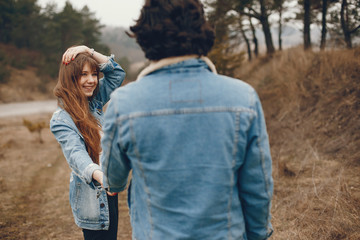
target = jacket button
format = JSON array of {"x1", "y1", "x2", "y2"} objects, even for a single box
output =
[
  {"x1": 101, "y1": 223, "x2": 105, "y2": 228},
  {"x1": 100, "y1": 203, "x2": 105, "y2": 208}
]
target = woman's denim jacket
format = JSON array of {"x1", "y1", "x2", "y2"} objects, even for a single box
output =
[
  {"x1": 50, "y1": 56, "x2": 125, "y2": 230},
  {"x1": 101, "y1": 57, "x2": 273, "y2": 240}
]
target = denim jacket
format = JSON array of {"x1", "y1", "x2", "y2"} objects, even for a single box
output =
[
  {"x1": 50, "y1": 56, "x2": 125, "y2": 230},
  {"x1": 101, "y1": 57, "x2": 273, "y2": 239}
]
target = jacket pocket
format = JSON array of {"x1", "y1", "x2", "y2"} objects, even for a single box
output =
[{"x1": 70, "y1": 175, "x2": 101, "y2": 221}]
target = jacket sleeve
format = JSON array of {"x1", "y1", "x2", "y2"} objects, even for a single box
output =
[
  {"x1": 50, "y1": 116, "x2": 101, "y2": 188},
  {"x1": 95, "y1": 55, "x2": 126, "y2": 105},
  {"x1": 238, "y1": 90, "x2": 274, "y2": 240},
  {"x1": 101, "y1": 94, "x2": 131, "y2": 192}
]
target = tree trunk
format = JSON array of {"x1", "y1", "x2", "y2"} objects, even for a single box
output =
[
  {"x1": 340, "y1": 0, "x2": 352, "y2": 48},
  {"x1": 259, "y1": 0, "x2": 275, "y2": 55},
  {"x1": 278, "y1": 4, "x2": 283, "y2": 51},
  {"x1": 249, "y1": 16, "x2": 258, "y2": 57},
  {"x1": 303, "y1": 0, "x2": 312, "y2": 50},
  {"x1": 240, "y1": 18, "x2": 252, "y2": 61},
  {"x1": 320, "y1": 0, "x2": 327, "y2": 50}
]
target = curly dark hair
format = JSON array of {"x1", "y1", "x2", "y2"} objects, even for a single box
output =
[{"x1": 128, "y1": 0, "x2": 215, "y2": 60}]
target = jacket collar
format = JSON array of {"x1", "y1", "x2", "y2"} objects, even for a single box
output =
[{"x1": 136, "y1": 55, "x2": 217, "y2": 81}]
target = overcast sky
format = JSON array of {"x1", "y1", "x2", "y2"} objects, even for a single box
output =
[{"x1": 37, "y1": 0, "x2": 145, "y2": 28}]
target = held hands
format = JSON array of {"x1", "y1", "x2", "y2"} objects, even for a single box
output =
[
  {"x1": 62, "y1": 45, "x2": 92, "y2": 65},
  {"x1": 92, "y1": 169, "x2": 118, "y2": 196},
  {"x1": 107, "y1": 192, "x2": 118, "y2": 196}
]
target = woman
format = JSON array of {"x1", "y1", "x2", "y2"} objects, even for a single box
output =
[{"x1": 50, "y1": 45, "x2": 125, "y2": 240}]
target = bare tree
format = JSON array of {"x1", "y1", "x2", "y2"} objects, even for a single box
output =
[
  {"x1": 303, "y1": 0, "x2": 312, "y2": 50},
  {"x1": 249, "y1": 16, "x2": 259, "y2": 57},
  {"x1": 320, "y1": 0, "x2": 328, "y2": 50},
  {"x1": 274, "y1": 0, "x2": 285, "y2": 50},
  {"x1": 235, "y1": 0, "x2": 275, "y2": 55},
  {"x1": 239, "y1": 16, "x2": 252, "y2": 61},
  {"x1": 340, "y1": 0, "x2": 360, "y2": 48}
]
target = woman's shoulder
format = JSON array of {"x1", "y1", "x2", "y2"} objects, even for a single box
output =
[
  {"x1": 50, "y1": 107, "x2": 74, "y2": 127},
  {"x1": 51, "y1": 107, "x2": 68, "y2": 120},
  {"x1": 49, "y1": 108, "x2": 83, "y2": 137}
]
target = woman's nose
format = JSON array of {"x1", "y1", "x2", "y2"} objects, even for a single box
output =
[{"x1": 88, "y1": 76, "x2": 97, "y2": 84}]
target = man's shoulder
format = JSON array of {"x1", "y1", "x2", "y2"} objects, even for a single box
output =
[
  {"x1": 108, "y1": 81, "x2": 144, "y2": 114},
  {"x1": 216, "y1": 74, "x2": 255, "y2": 91},
  {"x1": 111, "y1": 80, "x2": 139, "y2": 98},
  {"x1": 208, "y1": 74, "x2": 257, "y2": 102}
]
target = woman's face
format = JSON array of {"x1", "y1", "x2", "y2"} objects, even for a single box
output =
[{"x1": 78, "y1": 63, "x2": 98, "y2": 97}]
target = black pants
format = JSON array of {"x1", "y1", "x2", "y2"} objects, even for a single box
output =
[{"x1": 82, "y1": 194, "x2": 119, "y2": 240}]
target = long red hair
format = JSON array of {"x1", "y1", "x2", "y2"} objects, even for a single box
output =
[{"x1": 54, "y1": 53, "x2": 101, "y2": 164}]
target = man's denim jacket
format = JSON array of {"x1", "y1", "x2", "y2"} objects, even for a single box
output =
[
  {"x1": 50, "y1": 56, "x2": 125, "y2": 230},
  {"x1": 101, "y1": 57, "x2": 273, "y2": 239}
]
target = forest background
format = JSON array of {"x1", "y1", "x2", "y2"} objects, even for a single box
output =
[{"x1": 0, "y1": 0, "x2": 359, "y2": 239}]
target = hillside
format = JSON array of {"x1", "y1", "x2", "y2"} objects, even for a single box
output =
[
  {"x1": 0, "y1": 44, "x2": 55, "y2": 103},
  {"x1": 237, "y1": 47, "x2": 360, "y2": 239},
  {"x1": 101, "y1": 26, "x2": 145, "y2": 64}
]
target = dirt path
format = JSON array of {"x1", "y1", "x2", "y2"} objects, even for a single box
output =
[
  {"x1": 0, "y1": 114, "x2": 132, "y2": 239},
  {"x1": 0, "y1": 100, "x2": 57, "y2": 118}
]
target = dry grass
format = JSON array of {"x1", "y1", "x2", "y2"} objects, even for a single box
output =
[{"x1": 237, "y1": 47, "x2": 360, "y2": 239}]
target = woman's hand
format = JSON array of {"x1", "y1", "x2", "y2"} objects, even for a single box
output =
[
  {"x1": 62, "y1": 45, "x2": 108, "y2": 65},
  {"x1": 92, "y1": 169, "x2": 118, "y2": 196},
  {"x1": 62, "y1": 45, "x2": 91, "y2": 64},
  {"x1": 92, "y1": 169, "x2": 104, "y2": 187}
]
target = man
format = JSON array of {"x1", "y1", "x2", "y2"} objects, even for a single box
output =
[{"x1": 101, "y1": 0, "x2": 273, "y2": 239}]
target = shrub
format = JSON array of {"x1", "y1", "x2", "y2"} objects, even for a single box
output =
[
  {"x1": 23, "y1": 118, "x2": 49, "y2": 143},
  {"x1": 0, "y1": 65, "x2": 10, "y2": 84}
]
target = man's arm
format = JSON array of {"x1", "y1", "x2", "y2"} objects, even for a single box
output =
[
  {"x1": 101, "y1": 94, "x2": 131, "y2": 192},
  {"x1": 238, "y1": 91, "x2": 273, "y2": 240}
]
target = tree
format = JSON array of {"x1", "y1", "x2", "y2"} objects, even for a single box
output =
[
  {"x1": 320, "y1": 0, "x2": 328, "y2": 50},
  {"x1": 310, "y1": 0, "x2": 339, "y2": 50},
  {"x1": 11, "y1": 0, "x2": 42, "y2": 49},
  {"x1": 0, "y1": 0, "x2": 111, "y2": 78},
  {"x1": 274, "y1": 0, "x2": 284, "y2": 50},
  {"x1": 303, "y1": 0, "x2": 312, "y2": 50},
  {"x1": 327, "y1": 0, "x2": 360, "y2": 48},
  {"x1": 235, "y1": 0, "x2": 276, "y2": 55},
  {"x1": 340, "y1": 0, "x2": 360, "y2": 48},
  {"x1": 239, "y1": 16, "x2": 252, "y2": 61},
  {"x1": 55, "y1": 2, "x2": 84, "y2": 51},
  {"x1": 80, "y1": 6, "x2": 109, "y2": 54},
  {"x1": 0, "y1": 0, "x2": 14, "y2": 43},
  {"x1": 39, "y1": 2, "x2": 110, "y2": 77},
  {"x1": 249, "y1": 16, "x2": 259, "y2": 57},
  {"x1": 206, "y1": 0, "x2": 245, "y2": 75}
]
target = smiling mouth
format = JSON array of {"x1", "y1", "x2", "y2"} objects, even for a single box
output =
[{"x1": 83, "y1": 86, "x2": 95, "y2": 91}]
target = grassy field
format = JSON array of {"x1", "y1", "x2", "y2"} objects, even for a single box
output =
[
  {"x1": 0, "y1": 47, "x2": 359, "y2": 239},
  {"x1": 237, "y1": 47, "x2": 360, "y2": 239}
]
